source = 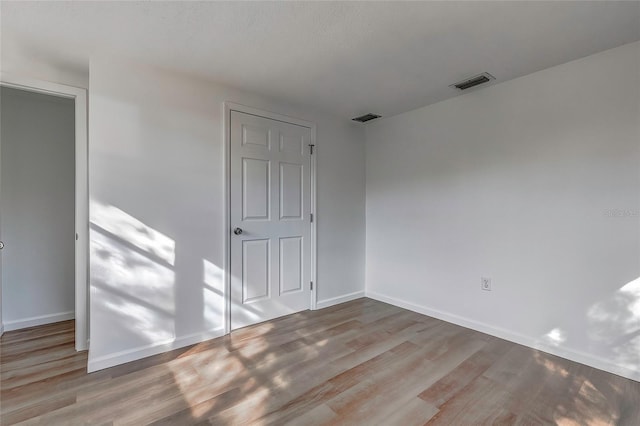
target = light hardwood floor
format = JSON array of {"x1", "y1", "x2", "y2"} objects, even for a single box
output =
[{"x1": 1, "y1": 298, "x2": 639, "y2": 425}]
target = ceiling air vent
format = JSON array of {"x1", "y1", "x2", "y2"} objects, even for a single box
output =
[
  {"x1": 450, "y1": 73, "x2": 495, "y2": 91},
  {"x1": 352, "y1": 113, "x2": 381, "y2": 123}
]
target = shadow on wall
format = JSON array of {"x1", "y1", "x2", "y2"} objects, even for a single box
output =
[
  {"x1": 89, "y1": 200, "x2": 276, "y2": 357},
  {"x1": 587, "y1": 277, "x2": 640, "y2": 370},
  {"x1": 88, "y1": 86, "x2": 235, "y2": 356},
  {"x1": 90, "y1": 201, "x2": 225, "y2": 350},
  {"x1": 538, "y1": 276, "x2": 640, "y2": 375}
]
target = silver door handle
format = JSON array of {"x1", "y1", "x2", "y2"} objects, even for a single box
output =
[
  {"x1": 0, "y1": 241, "x2": 4, "y2": 249},
  {"x1": 233, "y1": 227, "x2": 243, "y2": 235}
]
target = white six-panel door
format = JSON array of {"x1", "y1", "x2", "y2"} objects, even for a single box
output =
[{"x1": 230, "y1": 111, "x2": 312, "y2": 330}]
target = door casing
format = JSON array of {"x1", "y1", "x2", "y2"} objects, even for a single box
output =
[
  {"x1": 223, "y1": 102, "x2": 317, "y2": 334},
  {"x1": 0, "y1": 73, "x2": 88, "y2": 351}
]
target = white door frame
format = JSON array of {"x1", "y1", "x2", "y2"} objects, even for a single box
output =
[
  {"x1": 0, "y1": 73, "x2": 88, "y2": 351},
  {"x1": 223, "y1": 102, "x2": 317, "y2": 334}
]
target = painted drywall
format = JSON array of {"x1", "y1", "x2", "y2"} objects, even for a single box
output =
[
  {"x1": 88, "y1": 58, "x2": 365, "y2": 371},
  {"x1": 365, "y1": 41, "x2": 640, "y2": 380},
  {"x1": 0, "y1": 33, "x2": 90, "y2": 90},
  {"x1": 0, "y1": 87, "x2": 76, "y2": 330}
]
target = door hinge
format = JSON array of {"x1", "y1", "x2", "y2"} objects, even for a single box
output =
[
  {"x1": 309, "y1": 144, "x2": 315, "y2": 155},
  {"x1": 310, "y1": 281, "x2": 314, "y2": 291},
  {"x1": 310, "y1": 213, "x2": 314, "y2": 223}
]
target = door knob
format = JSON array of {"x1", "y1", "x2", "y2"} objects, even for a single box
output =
[
  {"x1": 0, "y1": 241, "x2": 4, "y2": 249},
  {"x1": 233, "y1": 228, "x2": 243, "y2": 235}
]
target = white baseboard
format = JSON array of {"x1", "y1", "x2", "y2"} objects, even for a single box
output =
[
  {"x1": 316, "y1": 290, "x2": 366, "y2": 310},
  {"x1": 3, "y1": 311, "x2": 75, "y2": 332},
  {"x1": 87, "y1": 326, "x2": 226, "y2": 373},
  {"x1": 366, "y1": 290, "x2": 640, "y2": 383}
]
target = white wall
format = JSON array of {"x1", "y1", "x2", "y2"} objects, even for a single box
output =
[
  {"x1": 0, "y1": 36, "x2": 90, "y2": 90},
  {"x1": 365, "y1": 41, "x2": 640, "y2": 380},
  {"x1": 88, "y1": 58, "x2": 366, "y2": 371},
  {"x1": 0, "y1": 87, "x2": 76, "y2": 330}
]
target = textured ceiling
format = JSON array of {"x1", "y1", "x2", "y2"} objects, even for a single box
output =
[{"x1": 2, "y1": 1, "x2": 639, "y2": 119}]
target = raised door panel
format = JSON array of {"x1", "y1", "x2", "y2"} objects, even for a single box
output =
[
  {"x1": 279, "y1": 132, "x2": 304, "y2": 155},
  {"x1": 279, "y1": 162, "x2": 303, "y2": 220},
  {"x1": 242, "y1": 239, "x2": 270, "y2": 303},
  {"x1": 242, "y1": 124, "x2": 271, "y2": 150},
  {"x1": 279, "y1": 237, "x2": 303, "y2": 295},
  {"x1": 242, "y1": 158, "x2": 270, "y2": 220}
]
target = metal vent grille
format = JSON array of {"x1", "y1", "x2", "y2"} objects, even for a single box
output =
[
  {"x1": 450, "y1": 73, "x2": 495, "y2": 90},
  {"x1": 352, "y1": 113, "x2": 381, "y2": 123}
]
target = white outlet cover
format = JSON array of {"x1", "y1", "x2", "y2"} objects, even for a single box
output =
[{"x1": 481, "y1": 277, "x2": 492, "y2": 291}]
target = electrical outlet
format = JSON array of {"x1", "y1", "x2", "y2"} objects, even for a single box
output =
[{"x1": 481, "y1": 277, "x2": 491, "y2": 291}]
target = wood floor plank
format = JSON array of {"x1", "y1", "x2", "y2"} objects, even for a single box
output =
[
  {"x1": 0, "y1": 393, "x2": 76, "y2": 425},
  {"x1": 1, "y1": 298, "x2": 638, "y2": 425},
  {"x1": 0, "y1": 343, "x2": 78, "y2": 373},
  {"x1": 0, "y1": 368, "x2": 111, "y2": 417},
  {"x1": 425, "y1": 375, "x2": 519, "y2": 425},
  {"x1": 375, "y1": 397, "x2": 439, "y2": 426},
  {"x1": 322, "y1": 334, "x2": 487, "y2": 424},
  {"x1": 282, "y1": 403, "x2": 337, "y2": 426},
  {"x1": 418, "y1": 337, "x2": 512, "y2": 408},
  {"x1": 0, "y1": 356, "x2": 88, "y2": 390},
  {"x1": 0, "y1": 321, "x2": 74, "y2": 345}
]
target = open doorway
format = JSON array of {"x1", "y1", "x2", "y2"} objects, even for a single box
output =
[{"x1": 0, "y1": 76, "x2": 87, "y2": 351}]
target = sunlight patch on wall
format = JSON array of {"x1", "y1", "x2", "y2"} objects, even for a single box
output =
[
  {"x1": 91, "y1": 200, "x2": 175, "y2": 265},
  {"x1": 91, "y1": 230, "x2": 176, "y2": 315},
  {"x1": 587, "y1": 276, "x2": 640, "y2": 371},
  {"x1": 90, "y1": 201, "x2": 177, "y2": 345},
  {"x1": 94, "y1": 285, "x2": 174, "y2": 343},
  {"x1": 203, "y1": 259, "x2": 224, "y2": 329},
  {"x1": 618, "y1": 277, "x2": 640, "y2": 323},
  {"x1": 544, "y1": 328, "x2": 567, "y2": 347},
  {"x1": 589, "y1": 277, "x2": 640, "y2": 332}
]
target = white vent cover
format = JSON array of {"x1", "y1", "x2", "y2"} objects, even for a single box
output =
[{"x1": 450, "y1": 73, "x2": 495, "y2": 90}]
